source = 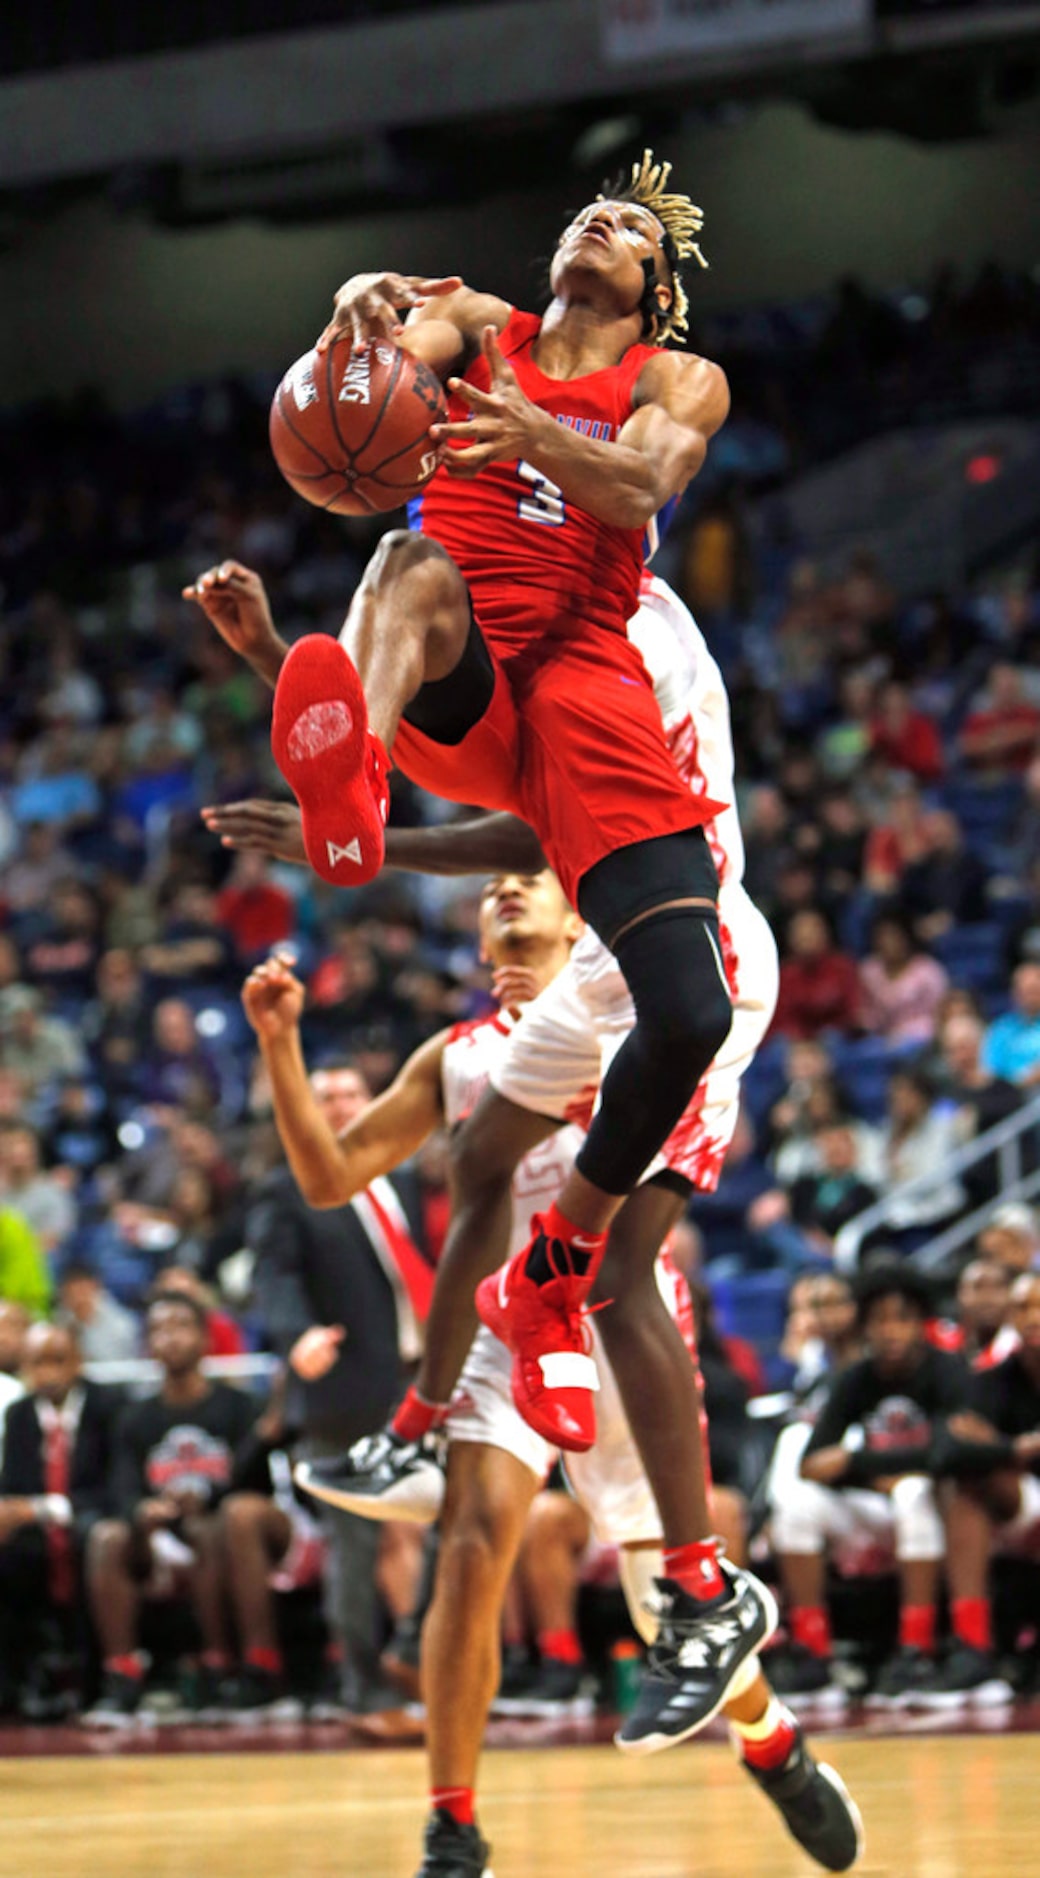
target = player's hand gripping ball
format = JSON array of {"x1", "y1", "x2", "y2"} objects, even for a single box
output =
[{"x1": 269, "y1": 336, "x2": 447, "y2": 515}]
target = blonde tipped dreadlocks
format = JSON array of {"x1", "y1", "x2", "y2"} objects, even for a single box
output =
[{"x1": 604, "y1": 147, "x2": 707, "y2": 345}]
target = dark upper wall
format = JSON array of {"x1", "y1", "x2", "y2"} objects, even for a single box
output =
[{"x1": 3, "y1": 100, "x2": 1039, "y2": 410}]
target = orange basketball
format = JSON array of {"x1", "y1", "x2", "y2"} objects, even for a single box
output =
[{"x1": 269, "y1": 336, "x2": 447, "y2": 516}]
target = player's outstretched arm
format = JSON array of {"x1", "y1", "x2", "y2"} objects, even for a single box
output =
[
  {"x1": 183, "y1": 560, "x2": 288, "y2": 690},
  {"x1": 242, "y1": 953, "x2": 446, "y2": 1207},
  {"x1": 204, "y1": 799, "x2": 545, "y2": 876},
  {"x1": 316, "y1": 273, "x2": 510, "y2": 382}
]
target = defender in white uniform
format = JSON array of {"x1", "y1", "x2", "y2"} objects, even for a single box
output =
[{"x1": 495, "y1": 571, "x2": 779, "y2": 1195}]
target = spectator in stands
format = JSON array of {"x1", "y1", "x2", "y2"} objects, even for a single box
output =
[
  {"x1": 0, "y1": 1123, "x2": 76, "y2": 1257},
  {"x1": 983, "y1": 959, "x2": 1040, "y2": 1086},
  {"x1": 10, "y1": 723, "x2": 102, "y2": 836},
  {"x1": 926, "y1": 1272, "x2": 1040, "y2": 1701},
  {"x1": 771, "y1": 909, "x2": 862, "y2": 1041},
  {"x1": 938, "y1": 1009, "x2": 1026, "y2": 1208},
  {"x1": 869, "y1": 681, "x2": 944, "y2": 783},
  {"x1": 0, "y1": 984, "x2": 86, "y2": 1095},
  {"x1": 960, "y1": 662, "x2": 1040, "y2": 778},
  {"x1": 249, "y1": 1056, "x2": 430, "y2": 1730},
  {"x1": 899, "y1": 810, "x2": 991, "y2": 944},
  {"x1": 770, "y1": 1261, "x2": 967, "y2": 1705},
  {"x1": 767, "y1": 1038, "x2": 847, "y2": 1179},
  {"x1": 815, "y1": 672, "x2": 875, "y2": 781},
  {"x1": 2, "y1": 822, "x2": 78, "y2": 919},
  {"x1": 137, "y1": 997, "x2": 222, "y2": 1115},
  {"x1": 138, "y1": 878, "x2": 236, "y2": 991},
  {"x1": 22, "y1": 878, "x2": 103, "y2": 1005},
  {"x1": 0, "y1": 1205, "x2": 50, "y2": 1317},
  {"x1": 687, "y1": 1273, "x2": 762, "y2": 1456},
  {"x1": 83, "y1": 1289, "x2": 260, "y2": 1727},
  {"x1": 82, "y1": 948, "x2": 154, "y2": 1099},
  {"x1": 977, "y1": 1202, "x2": 1040, "y2": 1277},
  {"x1": 954, "y1": 1260, "x2": 1013, "y2": 1368},
  {"x1": 691, "y1": 1107, "x2": 815, "y2": 1275},
  {"x1": 57, "y1": 1264, "x2": 139, "y2": 1364},
  {"x1": 741, "y1": 784, "x2": 790, "y2": 921},
  {"x1": 215, "y1": 849, "x2": 295, "y2": 967},
  {"x1": 789, "y1": 1117, "x2": 879, "y2": 1253},
  {"x1": 862, "y1": 778, "x2": 930, "y2": 897},
  {"x1": 872, "y1": 1070, "x2": 966, "y2": 1251},
  {"x1": 151, "y1": 1266, "x2": 247, "y2": 1359},
  {"x1": 813, "y1": 787, "x2": 868, "y2": 914},
  {"x1": 0, "y1": 1323, "x2": 119, "y2": 1719},
  {"x1": 857, "y1": 912, "x2": 948, "y2": 1048}
]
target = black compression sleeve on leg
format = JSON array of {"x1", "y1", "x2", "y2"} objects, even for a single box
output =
[{"x1": 575, "y1": 907, "x2": 733, "y2": 1195}]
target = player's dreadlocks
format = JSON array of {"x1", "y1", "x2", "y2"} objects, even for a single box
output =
[{"x1": 607, "y1": 147, "x2": 707, "y2": 346}]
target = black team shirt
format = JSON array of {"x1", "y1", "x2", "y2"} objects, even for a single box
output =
[
  {"x1": 113, "y1": 1381, "x2": 257, "y2": 1516},
  {"x1": 803, "y1": 1345, "x2": 970, "y2": 1486},
  {"x1": 970, "y1": 1353, "x2": 1040, "y2": 1474}
]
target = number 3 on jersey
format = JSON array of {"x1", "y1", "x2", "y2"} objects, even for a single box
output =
[{"x1": 517, "y1": 459, "x2": 566, "y2": 527}]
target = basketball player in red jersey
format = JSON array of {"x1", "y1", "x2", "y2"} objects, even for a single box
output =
[{"x1": 190, "y1": 148, "x2": 747, "y2": 1709}]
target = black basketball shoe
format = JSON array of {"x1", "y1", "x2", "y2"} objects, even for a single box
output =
[
  {"x1": 614, "y1": 1562, "x2": 778, "y2": 1756},
  {"x1": 295, "y1": 1427, "x2": 445, "y2": 1524},
  {"x1": 80, "y1": 1669, "x2": 144, "y2": 1730},
  {"x1": 742, "y1": 1727, "x2": 864, "y2": 1871},
  {"x1": 414, "y1": 1808, "x2": 492, "y2": 1877}
]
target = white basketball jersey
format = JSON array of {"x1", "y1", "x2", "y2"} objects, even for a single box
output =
[
  {"x1": 441, "y1": 1011, "x2": 584, "y2": 1257},
  {"x1": 571, "y1": 572, "x2": 744, "y2": 993}
]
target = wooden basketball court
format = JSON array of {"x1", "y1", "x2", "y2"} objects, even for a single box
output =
[{"x1": 2, "y1": 1732, "x2": 1034, "y2": 1878}]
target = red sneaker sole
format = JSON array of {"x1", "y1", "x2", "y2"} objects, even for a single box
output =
[{"x1": 272, "y1": 636, "x2": 384, "y2": 885}]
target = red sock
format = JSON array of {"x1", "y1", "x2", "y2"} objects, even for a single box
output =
[
  {"x1": 431, "y1": 1787, "x2": 475, "y2": 1827},
  {"x1": 738, "y1": 1703, "x2": 800, "y2": 1771},
  {"x1": 662, "y1": 1541, "x2": 726, "y2": 1602},
  {"x1": 106, "y1": 1653, "x2": 145, "y2": 1680},
  {"x1": 525, "y1": 1203, "x2": 607, "y2": 1287},
  {"x1": 392, "y1": 1385, "x2": 448, "y2": 1442},
  {"x1": 538, "y1": 1628, "x2": 583, "y2": 1665},
  {"x1": 899, "y1": 1605, "x2": 936, "y2": 1655},
  {"x1": 790, "y1": 1606, "x2": 832, "y2": 1659},
  {"x1": 246, "y1": 1645, "x2": 284, "y2": 1675},
  {"x1": 952, "y1": 1597, "x2": 992, "y2": 1653}
]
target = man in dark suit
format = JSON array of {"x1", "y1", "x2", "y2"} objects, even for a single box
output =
[
  {"x1": 249, "y1": 1055, "x2": 431, "y2": 1729},
  {"x1": 0, "y1": 1321, "x2": 119, "y2": 1716}
]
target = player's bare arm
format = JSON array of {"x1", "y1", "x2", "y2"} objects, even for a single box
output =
[
  {"x1": 243, "y1": 954, "x2": 448, "y2": 1207},
  {"x1": 205, "y1": 797, "x2": 546, "y2": 876},
  {"x1": 316, "y1": 273, "x2": 510, "y2": 381},
  {"x1": 434, "y1": 326, "x2": 728, "y2": 527},
  {"x1": 183, "y1": 559, "x2": 288, "y2": 689}
]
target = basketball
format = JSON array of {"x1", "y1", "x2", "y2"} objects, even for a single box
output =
[{"x1": 269, "y1": 336, "x2": 447, "y2": 516}]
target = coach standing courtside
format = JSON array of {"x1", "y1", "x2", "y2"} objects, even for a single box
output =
[{"x1": 248, "y1": 1056, "x2": 432, "y2": 1729}]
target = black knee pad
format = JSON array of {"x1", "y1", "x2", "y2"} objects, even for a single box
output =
[{"x1": 614, "y1": 908, "x2": 733, "y2": 1061}]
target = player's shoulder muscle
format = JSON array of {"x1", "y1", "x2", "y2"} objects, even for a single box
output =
[{"x1": 633, "y1": 349, "x2": 730, "y2": 439}]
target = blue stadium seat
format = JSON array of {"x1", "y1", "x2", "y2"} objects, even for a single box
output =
[
  {"x1": 709, "y1": 1270, "x2": 791, "y2": 1352},
  {"x1": 931, "y1": 921, "x2": 1006, "y2": 993}
]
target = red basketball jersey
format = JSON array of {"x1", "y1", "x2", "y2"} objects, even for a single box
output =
[{"x1": 408, "y1": 309, "x2": 670, "y2": 653}]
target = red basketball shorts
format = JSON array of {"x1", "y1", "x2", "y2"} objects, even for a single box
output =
[{"x1": 392, "y1": 615, "x2": 719, "y2": 906}]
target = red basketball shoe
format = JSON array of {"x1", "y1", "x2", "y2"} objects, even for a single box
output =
[
  {"x1": 474, "y1": 1220, "x2": 602, "y2": 1453},
  {"x1": 272, "y1": 635, "x2": 390, "y2": 886}
]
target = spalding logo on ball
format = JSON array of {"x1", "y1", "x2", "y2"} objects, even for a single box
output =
[{"x1": 269, "y1": 336, "x2": 447, "y2": 516}]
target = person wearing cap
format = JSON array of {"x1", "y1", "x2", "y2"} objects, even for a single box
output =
[{"x1": 978, "y1": 1203, "x2": 1040, "y2": 1277}]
